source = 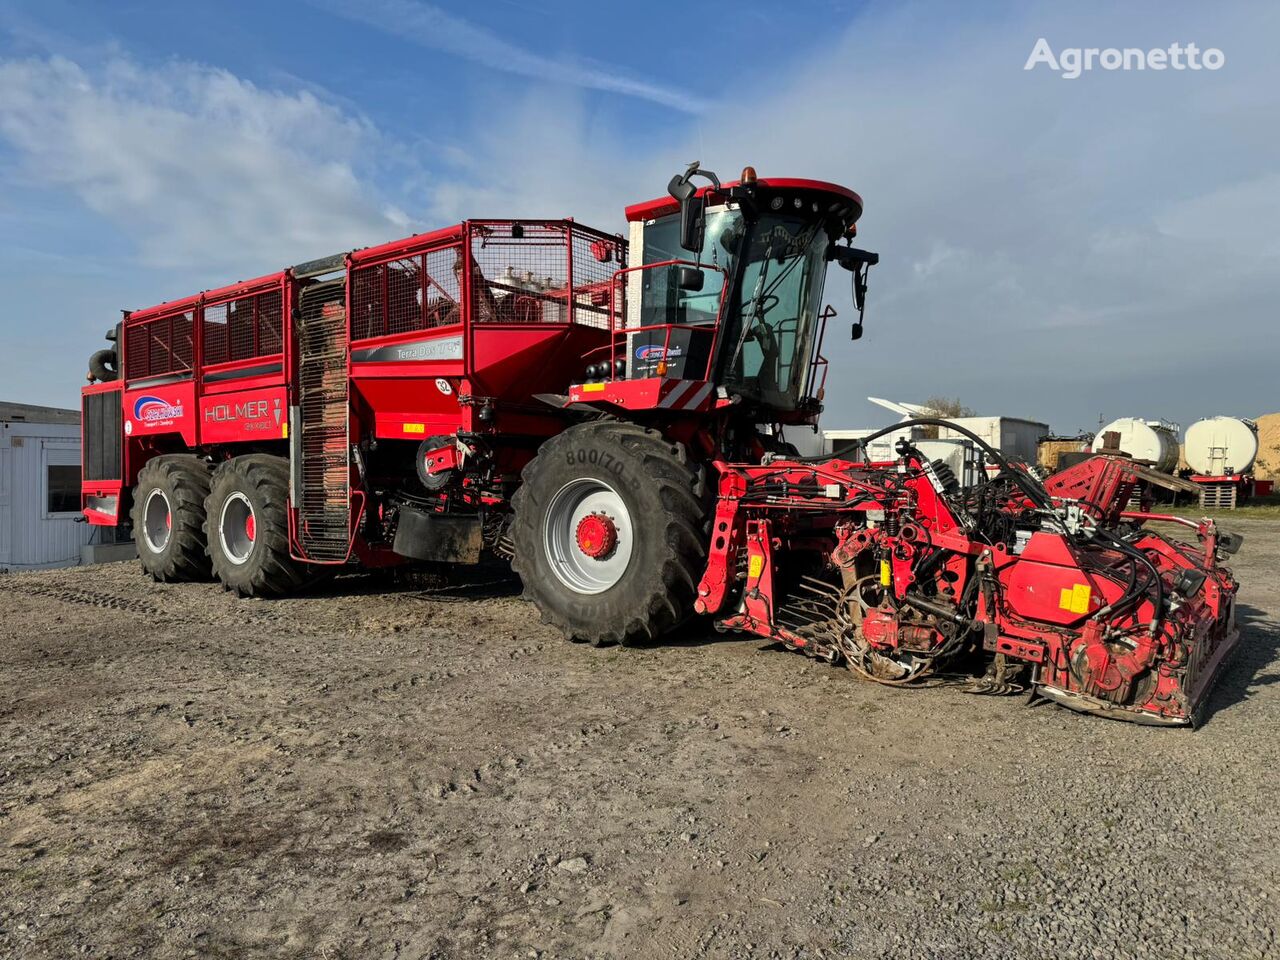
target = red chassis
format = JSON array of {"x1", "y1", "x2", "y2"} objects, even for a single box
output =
[{"x1": 693, "y1": 451, "x2": 1240, "y2": 726}]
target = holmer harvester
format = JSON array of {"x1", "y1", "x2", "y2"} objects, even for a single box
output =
[{"x1": 80, "y1": 164, "x2": 1242, "y2": 725}]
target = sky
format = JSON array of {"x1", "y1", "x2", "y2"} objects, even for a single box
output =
[{"x1": 0, "y1": 0, "x2": 1275, "y2": 435}]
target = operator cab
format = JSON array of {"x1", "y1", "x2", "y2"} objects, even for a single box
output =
[{"x1": 619, "y1": 165, "x2": 875, "y2": 416}]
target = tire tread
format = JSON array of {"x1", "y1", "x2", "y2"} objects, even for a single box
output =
[{"x1": 511, "y1": 421, "x2": 708, "y2": 647}]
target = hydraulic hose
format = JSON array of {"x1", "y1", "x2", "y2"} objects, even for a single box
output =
[
  {"x1": 799, "y1": 416, "x2": 1054, "y2": 510},
  {"x1": 795, "y1": 417, "x2": 1164, "y2": 634},
  {"x1": 1095, "y1": 528, "x2": 1165, "y2": 638}
]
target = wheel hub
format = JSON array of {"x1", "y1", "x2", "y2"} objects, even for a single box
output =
[
  {"x1": 575, "y1": 513, "x2": 617, "y2": 559},
  {"x1": 544, "y1": 478, "x2": 635, "y2": 595},
  {"x1": 141, "y1": 488, "x2": 172, "y2": 554},
  {"x1": 219, "y1": 492, "x2": 257, "y2": 566}
]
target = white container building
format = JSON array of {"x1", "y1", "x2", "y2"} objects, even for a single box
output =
[
  {"x1": 0, "y1": 402, "x2": 93, "y2": 571},
  {"x1": 818, "y1": 398, "x2": 1048, "y2": 480}
]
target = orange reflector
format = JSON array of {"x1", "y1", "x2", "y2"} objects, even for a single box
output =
[{"x1": 656, "y1": 360, "x2": 668, "y2": 376}]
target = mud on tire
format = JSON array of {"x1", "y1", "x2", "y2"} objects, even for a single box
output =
[
  {"x1": 511, "y1": 421, "x2": 707, "y2": 647},
  {"x1": 205, "y1": 455, "x2": 314, "y2": 598},
  {"x1": 131, "y1": 455, "x2": 213, "y2": 583}
]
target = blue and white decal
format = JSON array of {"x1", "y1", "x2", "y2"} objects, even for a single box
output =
[{"x1": 132, "y1": 395, "x2": 184, "y2": 422}]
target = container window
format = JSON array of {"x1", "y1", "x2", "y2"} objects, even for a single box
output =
[{"x1": 46, "y1": 464, "x2": 81, "y2": 514}]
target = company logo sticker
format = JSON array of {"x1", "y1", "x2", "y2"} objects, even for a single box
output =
[
  {"x1": 132, "y1": 395, "x2": 184, "y2": 422},
  {"x1": 635, "y1": 344, "x2": 683, "y2": 361}
]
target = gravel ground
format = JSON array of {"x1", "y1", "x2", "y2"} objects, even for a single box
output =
[{"x1": 1, "y1": 518, "x2": 1277, "y2": 959}]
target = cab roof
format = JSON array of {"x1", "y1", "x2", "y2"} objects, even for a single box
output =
[{"x1": 624, "y1": 177, "x2": 863, "y2": 224}]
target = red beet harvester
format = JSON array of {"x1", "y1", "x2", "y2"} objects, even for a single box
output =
[{"x1": 80, "y1": 164, "x2": 1241, "y2": 725}]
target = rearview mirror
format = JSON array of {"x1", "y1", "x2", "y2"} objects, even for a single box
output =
[
  {"x1": 827, "y1": 245, "x2": 878, "y2": 341},
  {"x1": 678, "y1": 194, "x2": 706, "y2": 253},
  {"x1": 676, "y1": 265, "x2": 705, "y2": 291},
  {"x1": 667, "y1": 162, "x2": 719, "y2": 254}
]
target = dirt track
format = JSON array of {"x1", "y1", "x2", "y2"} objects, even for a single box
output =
[{"x1": 2, "y1": 520, "x2": 1278, "y2": 959}]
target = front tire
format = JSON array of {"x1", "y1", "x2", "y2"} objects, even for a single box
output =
[
  {"x1": 511, "y1": 421, "x2": 707, "y2": 647},
  {"x1": 205, "y1": 455, "x2": 313, "y2": 598},
  {"x1": 131, "y1": 455, "x2": 213, "y2": 582}
]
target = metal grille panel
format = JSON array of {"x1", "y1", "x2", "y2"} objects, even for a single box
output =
[
  {"x1": 469, "y1": 222, "x2": 625, "y2": 329},
  {"x1": 82, "y1": 390, "x2": 122, "y2": 482},
  {"x1": 124, "y1": 311, "x2": 194, "y2": 380},
  {"x1": 202, "y1": 289, "x2": 284, "y2": 365},
  {"x1": 295, "y1": 280, "x2": 351, "y2": 561},
  {"x1": 350, "y1": 245, "x2": 463, "y2": 342}
]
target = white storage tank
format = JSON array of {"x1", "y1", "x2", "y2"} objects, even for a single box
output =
[
  {"x1": 1091, "y1": 418, "x2": 1179, "y2": 473},
  {"x1": 1184, "y1": 416, "x2": 1258, "y2": 477}
]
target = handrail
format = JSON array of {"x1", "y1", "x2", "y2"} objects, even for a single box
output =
[{"x1": 607, "y1": 259, "x2": 731, "y2": 382}]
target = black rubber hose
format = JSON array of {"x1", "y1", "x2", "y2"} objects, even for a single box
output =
[
  {"x1": 88, "y1": 348, "x2": 118, "y2": 382},
  {"x1": 1095, "y1": 528, "x2": 1165, "y2": 637}
]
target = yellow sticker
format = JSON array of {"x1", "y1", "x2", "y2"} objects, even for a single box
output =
[
  {"x1": 403, "y1": 423, "x2": 425, "y2": 434},
  {"x1": 880, "y1": 560, "x2": 892, "y2": 586},
  {"x1": 581, "y1": 382, "x2": 607, "y2": 393},
  {"x1": 1059, "y1": 583, "x2": 1092, "y2": 614},
  {"x1": 748, "y1": 554, "x2": 764, "y2": 579},
  {"x1": 280, "y1": 422, "x2": 288, "y2": 439}
]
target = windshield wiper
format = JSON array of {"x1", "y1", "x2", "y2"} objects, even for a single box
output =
[
  {"x1": 727, "y1": 231, "x2": 778, "y2": 374},
  {"x1": 727, "y1": 222, "x2": 820, "y2": 375}
]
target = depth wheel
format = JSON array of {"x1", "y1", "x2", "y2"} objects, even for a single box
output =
[
  {"x1": 205, "y1": 454, "x2": 314, "y2": 598},
  {"x1": 131, "y1": 455, "x2": 213, "y2": 582},
  {"x1": 511, "y1": 421, "x2": 707, "y2": 647}
]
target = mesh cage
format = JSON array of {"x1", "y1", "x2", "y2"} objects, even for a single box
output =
[
  {"x1": 350, "y1": 245, "x2": 464, "y2": 342},
  {"x1": 124, "y1": 311, "x2": 194, "y2": 380},
  {"x1": 202, "y1": 288, "x2": 284, "y2": 366},
  {"x1": 468, "y1": 222, "x2": 625, "y2": 329}
]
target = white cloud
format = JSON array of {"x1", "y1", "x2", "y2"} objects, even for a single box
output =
[
  {"x1": 413, "y1": 1, "x2": 1279, "y2": 429},
  {"x1": 308, "y1": 0, "x2": 708, "y2": 114},
  {"x1": 2, "y1": 1, "x2": 1277, "y2": 428},
  {"x1": 0, "y1": 56, "x2": 406, "y2": 271},
  {"x1": 1155, "y1": 172, "x2": 1280, "y2": 256}
]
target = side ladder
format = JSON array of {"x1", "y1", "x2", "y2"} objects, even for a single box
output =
[{"x1": 292, "y1": 279, "x2": 353, "y2": 561}]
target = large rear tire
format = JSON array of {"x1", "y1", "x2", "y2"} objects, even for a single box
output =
[
  {"x1": 205, "y1": 455, "x2": 314, "y2": 598},
  {"x1": 511, "y1": 421, "x2": 707, "y2": 647},
  {"x1": 131, "y1": 455, "x2": 213, "y2": 582}
]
